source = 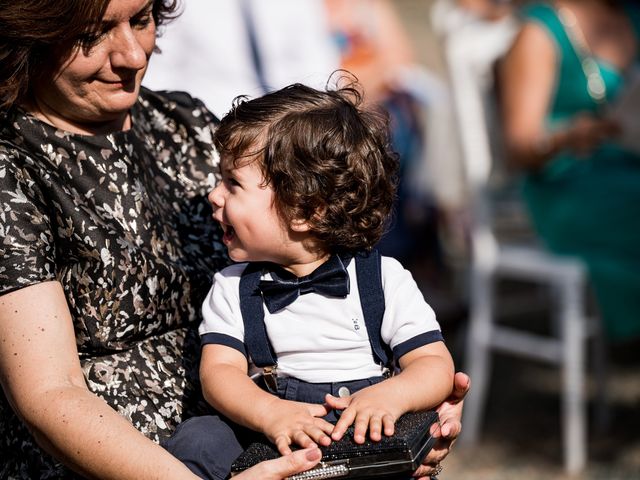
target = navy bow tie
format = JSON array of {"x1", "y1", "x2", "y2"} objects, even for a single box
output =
[{"x1": 258, "y1": 254, "x2": 351, "y2": 313}]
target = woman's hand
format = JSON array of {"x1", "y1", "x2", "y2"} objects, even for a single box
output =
[
  {"x1": 413, "y1": 371, "x2": 470, "y2": 479},
  {"x1": 563, "y1": 114, "x2": 621, "y2": 157},
  {"x1": 261, "y1": 398, "x2": 334, "y2": 455},
  {"x1": 234, "y1": 447, "x2": 322, "y2": 480}
]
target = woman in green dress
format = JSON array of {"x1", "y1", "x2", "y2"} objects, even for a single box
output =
[{"x1": 500, "y1": 0, "x2": 640, "y2": 340}]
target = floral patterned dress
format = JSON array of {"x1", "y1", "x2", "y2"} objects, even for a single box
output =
[{"x1": 0, "y1": 88, "x2": 228, "y2": 478}]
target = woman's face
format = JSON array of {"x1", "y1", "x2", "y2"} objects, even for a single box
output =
[{"x1": 32, "y1": 0, "x2": 156, "y2": 131}]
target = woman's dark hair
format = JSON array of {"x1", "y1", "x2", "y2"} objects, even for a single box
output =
[
  {"x1": 0, "y1": 0, "x2": 179, "y2": 110},
  {"x1": 214, "y1": 75, "x2": 399, "y2": 253}
]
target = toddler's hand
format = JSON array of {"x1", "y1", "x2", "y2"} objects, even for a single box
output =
[
  {"x1": 325, "y1": 386, "x2": 400, "y2": 444},
  {"x1": 261, "y1": 398, "x2": 334, "y2": 455}
]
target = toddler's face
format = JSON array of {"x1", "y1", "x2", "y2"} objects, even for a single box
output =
[{"x1": 208, "y1": 156, "x2": 297, "y2": 265}]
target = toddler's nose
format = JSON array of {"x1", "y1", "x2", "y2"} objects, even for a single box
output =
[{"x1": 208, "y1": 183, "x2": 225, "y2": 208}]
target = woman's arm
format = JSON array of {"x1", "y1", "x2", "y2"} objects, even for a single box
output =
[
  {"x1": 329, "y1": 341, "x2": 455, "y2": 443},
  {"x1": 200, "y1": 344, "x2": 334, "y2": 455},
  {"x1": 500, "y1": 22, "x2": 619, "y2": 170},
  {"x1": 0, "y1": 281, "x2": 200, "y2": 480},
  {"x1": 500, "y1": 22, "x2": 559, "y2": 169}
]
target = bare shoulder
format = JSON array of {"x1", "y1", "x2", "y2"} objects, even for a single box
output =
[
  {"x1": 507, "y1": 21, "x2": 556, "y2": 62},
  {"x1": 501, "y1": 20, "x2": 557, "y2": 87}
]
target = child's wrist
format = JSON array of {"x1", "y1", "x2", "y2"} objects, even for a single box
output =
[{"x1": 255, "y1": 396, "x2": 283, "y2": 433}]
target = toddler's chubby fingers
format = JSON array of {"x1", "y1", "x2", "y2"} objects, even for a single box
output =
[
  {"x1": 324, "y1": 393, "x2": 352, "y2": 411},
  {"x1": 305, "y1": 423, "x2": 333, "y2": 447},
  {"x1": 293, "y1": 430, "x2": 318, "y2": 448},
  {"x1": 307, "y1": 401, "x2": 332, "y2": 419},
  {"x1": 367, "y1": 415, "x2": 383, "y2": 442},
  {"x1": 382, "y1": 413, "x2": 395, "y2": 437},
  {"x1": 352, "y1": 413, "x2": 372, "y2": 444},
  {"x1": 313, "y1": 416, "x2": 337, "y2": 436},
  {"x1": 275, "y1": 435, "x2": 293, "y2": 456},
  {"x1": 292, "y1": 430, "x2": 317, "y2": 450},
  {"x1": 330, "y1": 407, "x2": 357, "y2": 441},
  {"x1": 368, "y1": 413, "x2": 395, "y2": 441}
]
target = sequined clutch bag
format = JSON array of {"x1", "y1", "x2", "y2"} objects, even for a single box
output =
[{"x1": 230, "y1": 410, "x2": 439, "y2": 479}]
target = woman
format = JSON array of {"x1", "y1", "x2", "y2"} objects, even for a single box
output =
[
  {"x1": 500, "y1": 0, "x2": 640, "y2": 340},
  {"x1": 0, "y1": 0, "x2": 467, "y2": 478}
]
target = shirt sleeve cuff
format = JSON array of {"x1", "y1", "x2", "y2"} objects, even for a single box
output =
[
  {"x1": 200, "y1": 332, "x2": 247, "y2": 357},
  {"x1": 392, "y1": 330, "x2": 444, "y2": 359}
]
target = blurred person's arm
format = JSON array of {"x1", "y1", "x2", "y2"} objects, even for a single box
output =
[
  {"x1": 0, "y1": 281, "x2": 201, "y2": 479},
  {"x1": 500, "y1": 22, "x2": 619, "y2": 171},
  {"x1": 369, "y1": 0, "x2": 415, "y2": 68},
  {"x1": 458, "y1": 0, "x2": 513, "y2": 21}
]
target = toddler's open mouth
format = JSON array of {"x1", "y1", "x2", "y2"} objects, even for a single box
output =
[{"x1": 221, "y1": 223, "x2": 235, "y2": 244}]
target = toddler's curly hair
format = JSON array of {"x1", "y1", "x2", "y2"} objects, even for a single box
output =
[{"x1": 213, "y1": 75, "x2": 399, "y2": 253}]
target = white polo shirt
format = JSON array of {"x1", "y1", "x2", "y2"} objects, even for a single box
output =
[{"x1": 199, "y1": 256, "x2": 442, "y2": 383}]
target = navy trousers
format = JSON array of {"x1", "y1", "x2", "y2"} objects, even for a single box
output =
[{"x1": 162, "y1": 415, "x2": 244, "y2": 480}]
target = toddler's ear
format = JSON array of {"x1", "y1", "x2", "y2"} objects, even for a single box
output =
[{"x1": 290, "y1": 218, "x2": 310, "y2": 232}]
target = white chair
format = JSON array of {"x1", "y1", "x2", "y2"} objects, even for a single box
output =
[{"x1": 432, "y1": 1, "x2": 606, "y2": 473}]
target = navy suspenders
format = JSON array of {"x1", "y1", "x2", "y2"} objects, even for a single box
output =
[
  {"x1": 238, "y1": 250, "x2": 392, "y2": 388},
  {"x1": 353, "y1": 250, "x2": 392, "y2": 368},
  {"x1": 239, "y1": 262, "x2": 278, "y2": 367}
]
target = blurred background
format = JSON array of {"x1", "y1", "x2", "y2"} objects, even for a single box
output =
[{"x1": 144, "y1": 1, "x2": 640, "y2": 478}]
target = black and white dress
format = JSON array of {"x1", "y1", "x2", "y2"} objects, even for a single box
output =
[{"x1": 0, "y1": 88, "x2": 228, "y2": 478}]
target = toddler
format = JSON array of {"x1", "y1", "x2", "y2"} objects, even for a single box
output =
[{"x1": 166, "y1": 77, "x2": 455, "y2": 479}]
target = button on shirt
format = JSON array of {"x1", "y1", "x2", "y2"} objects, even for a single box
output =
[{"x1": 199, "y1": 255, "x2": 441, "y2": 383}]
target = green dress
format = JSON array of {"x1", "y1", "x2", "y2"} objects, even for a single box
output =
[{"x1": 521, "y1": 3, "x2": 640, "y2": 340}]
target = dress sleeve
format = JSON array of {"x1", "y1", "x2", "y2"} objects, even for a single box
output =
[
  {"x1": 0, "y1": 147, "x2": 57, "y2": 295},
  {"x1": 198, "y1": 263, "x2": 248, "y2": 356},
  {"x1": 379, "y1": 256, "x2": 443, "y2": 359}
]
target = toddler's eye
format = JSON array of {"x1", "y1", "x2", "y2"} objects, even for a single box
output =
[{"x1": 226, "y1": 178, "x2": 241, "y2": 188}]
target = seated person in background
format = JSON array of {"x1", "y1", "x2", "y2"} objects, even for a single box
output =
[
  {"x1": 164, "y1": 78, "x2": 455, "y2": 479},
  {"x1": 499, "y1": 0, "x2": 640, "y2": 341},
  {"x1": 325, "y1": 0, "x2": 442, "y2": 263}
]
